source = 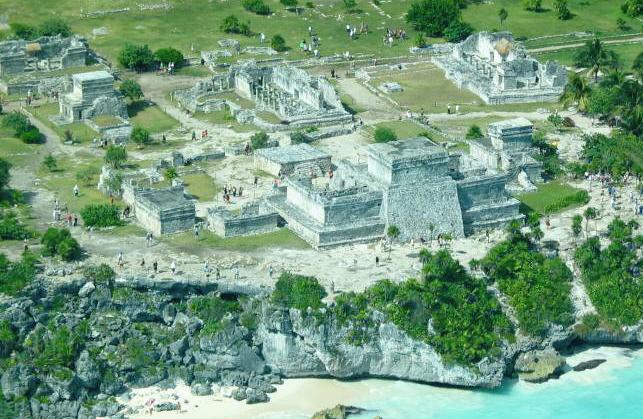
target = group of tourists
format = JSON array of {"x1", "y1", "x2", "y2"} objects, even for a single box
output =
[
  {"x1": 191, "y1": 129, "x2": 209, "y2": 141},
  {"x1": 383, "y1": 27, "x2": 407, "y2": 47},
  {"x1": 346, "y1": 22, "x2": 369, "y2": 40},
  {"x1": 158, "y1": 61, "x2": 177, "y2": 75},
  {"x1": 222, "y1": 184, "x2": 244, "y2": 203}
]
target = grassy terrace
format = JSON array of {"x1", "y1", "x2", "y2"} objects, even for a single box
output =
[
  {"x1": 127, "y1": 101, "x2": 179, "y2": 134},
  {"x1": 27, "y1": 103, "x2": 97, "y2": 144},
  {"x1": 1, "y1": 0, "x2": 634, "y2": 67},
  {"x1": 183, "y1": 172, "x2": 219, "y2": 201},
  {"x1": 0, "y1": 123, "x2": 41, "y2": 167},
  {"x1": 166, "y1": 228, "x2": 309, "y2": 253},
  {"x1": 517, "y1": 181, "x2": 588, "y2": 215}
]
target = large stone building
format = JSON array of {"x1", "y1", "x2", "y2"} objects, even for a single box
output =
[
  {"x1": 433, "y1": 32, "x2": 567, "y2": 104},
  {"x1": 0, "y1": 35, "x2": 88, "y2": 77},
  {"x1": 56, "y1": 70, "x2": 128, "y2": 123},
  {"x1": 127, "y1": 185, "x2": 196, "y2": 236},
  {"x1": 174, "y1": 62, "x2": 352, "y2": 130},
  {"x1": 469, "y1": 118, "x2": 543, "y2": 191},
  {"x1": 266, "y1": 137, "x2": 523, "y2": 248},
  {"x1": 254, "y1": 143, "x2": 332, "y2": 177}
]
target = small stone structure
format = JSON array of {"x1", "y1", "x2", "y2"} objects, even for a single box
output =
[
  {"x1": 56, "y1": 70, "x2": 128, "y2": 123},
  {"x1": 433, "y1": 32, "x2": 567, "y2": 104},
  {"x1": 128, "y1": 185, "x2": 196, "y2": 236},
  {"x1": 174, "y1": 62, "x2": 352, "y2": 131},
  {"x1": 207, "y1": 202, "x2": 281, "y2": 238},
  {"x1": 254, "y1": 144, "x2": 332, "y2": 177},
  {"x1": 469, "y1": 117, "x2": 543, "y2": 192},
  {"x1": 267, "y1": 137, "x2": 522, "y2": 248},
  {"x1": 0, "y1": 35, "x2": 87, "y2": 77}
]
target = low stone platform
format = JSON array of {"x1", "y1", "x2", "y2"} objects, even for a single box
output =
[{"x1": 254, "y1": 144, "x2": 332, "y2": 177}]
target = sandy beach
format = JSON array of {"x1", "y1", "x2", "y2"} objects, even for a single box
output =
[{"x1": 122, "y1": 346, "x2": 643, "y2": 419}]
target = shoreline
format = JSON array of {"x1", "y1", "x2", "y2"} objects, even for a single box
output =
[{"x1": 122, "y1": 345, "x2": 643, "y2": 419}]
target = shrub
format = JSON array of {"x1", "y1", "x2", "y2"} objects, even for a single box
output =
[
  {"x1": 164, "y1": 167, "x2": 178, "y2": 181},
  {"x1": 119, "y1": 79, "x2": 143, "y2": 101},
  {"x1": 131, "y1": 126, "x2": 151, "y2": 146},
  {"x1": 37, "y1": 18, "x2": 72, "y2": 37},
  {"x1": 406, "y1": 0, "x2": 461, "y2": 37},
  {"x1": 0, "y1": 211, "x2": 31, "y2": 240},
  {"x1": 554, "y1": 0, "x2": 572, "y2": 20},
  {"x1": 118, "y1": 44, "x2": 155, "y2": 71},
  {"x1": 242, "y1": 0, "x2": 272, "y2": 15},
  {"x1": 271, "y1": 34, "x2": 287, "y2": 52},
  {"x1": 443, "y1": 20, "x2": 473, "y2": 42},
  {"x1": 414, "y1": 33, "x2": 427, "y2": 48},
  {"x1": 0, "y1": 252, "x2": 37, "y2": 296},
  {"x1": 220, "y1": 15, "x2": 251, "y2": 35},
  {"x1": 621, "y1": 0, "x2": 642, "y2": 17},
  {"x1": 18, "y1": 126, "x2": 43, "y2": 144},
  {"x1": 42, "y1": 154, "x2": 58, "y2": 172},
  {"x1": 281, "y1": 0, "x2": 298, "y2": 7},
  {"x1": 41, "y1": 228, "x2": 81, "y2": 261},
  {"x1": 305, "y1": 1, "x2": 315, "y2": 8},
  {"x1": 10, "y1": 22, "x2": 38, "y2": 39},
  {"x1": 154, "y1": 47, "x2": 184, "y2": 67},
  {"x1": 0, "y1": 320, "x2": 17, "y2": 358},
  {"x1": 0, "y1": 158, "x2": 10, "y2": 191},
  {"x1": 75, "y1": 166, "x2": 99, "y2": 186},
  {"x1": 290, "y1": 131, "x2": 308, "y2": 144},
  {"x1": 523, "y1": 0, "x2": 543, "y2": 12},
  {"x1": 272, "y1": 272, "x2": 327, "y2": 311},
  {"x1": 373, "y1": 127, "x2": 397, "y2": 143},
  {"x1": 465, "y1": 124, "x2": 483, "y2": 139},
  {"x1": 82, "y1": 264, "x2": 116, "y2": 287},
  {"x1": 2, "y1": 111, "x2": 30, "y2": 134},
  {"x1": 104, "y1": 145, "x2": 127, "y2": 168},
  {"x1": 188, "y1": 295, "x2": 240, "y2": 336},
  {"x1": 343, "y1": 0, "x2": 358, "y2": 11},
  {"x1": 80, "y1": 204, "x2": 122, "y2": 227},
  {"x1": 250, "y1": 131, "x2": 269, "y2": 149}
]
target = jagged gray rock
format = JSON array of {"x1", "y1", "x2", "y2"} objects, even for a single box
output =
[
  {"x1": 1, "y1": 363, "x2": 39, "y2": 399},
  {"x1": 190, "y1": 382, "x2": 213, "y2": 396},
  {"x1": 75, "y1": 350, "x2": 101, "y2": 389}
]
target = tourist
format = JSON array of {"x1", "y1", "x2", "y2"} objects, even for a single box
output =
[
  {"x1": 375, "y1": 256, "x2": 379, "y2": 266},
  {"x1": 153, "y1": 260, "x2": 158, "y2": 274},
  {"x1": 254, "y1": 176, "x2": 259, "y2": 186},
  {"x1": 260, "y1": 32, "x2": 266, "y2": 44},
  {"x1": 171, "y1": 261, "x2": 176, "y2": 275},
  {"x1": 308, "y1": 26, "x2": 313, "y2": 36},
  {"x1": 193, "y1": 225, "x2": 199, "y2": 239},
  {"x1": 191, "y1": 130, "x2": 196, "y2": 141},
  {"x1": 23, "y1": 238, "x2": 28, "y2": 252},
  {"x1": 117, "y1": 251, "x2": 124, "y2": 267},
  {"x1": 73, "y1": 215, "x2": 78, "y2": 227},
  {"x1": 238, "y1": 186, "x2": 243, "y2": 197},
  {"x1": 203, "y1": 260, "x2": 209, "y2": 274},
  {"x1": 268, "y1": 265, "x2": 273, "y2": 279},
  {"x1": 234, "y1": 267, "x2": 239, "y2": 280},
  {"x1": 140, "y1": 258, "x2": 145, "y2": 268},
  {"x1": 73, "y1": 184, "x2": 79, "y2": 197},
  {"x1": 216, "y1": 267, "x2": 221, "y2": 280},
  {"x1": 447, "y1": 105, "x2": 451, "y2": 115},
  {"x1": 455, "y1": 105, "x2": 460, "y2": 114}
]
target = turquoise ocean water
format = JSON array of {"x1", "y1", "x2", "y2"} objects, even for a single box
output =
[{"x1": 349, "y1": 347, "x2": 643, "y2": 419}]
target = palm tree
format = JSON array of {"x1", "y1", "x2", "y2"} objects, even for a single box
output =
[
  {"x1": 386, "y1": 225, "x2": 400, "y2": 260},
  {"x1": 573, "y1": 38, "x2": 620, "y2": 83},
  {"x1": 561, "y1": 73, "x2": 591, "y2": 112},
  {"x1": 583, "y1": 207, "x2": 598, "y2": 238}
]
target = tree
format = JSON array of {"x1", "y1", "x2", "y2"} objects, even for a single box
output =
[
  {"x1": 522, "y1": 0, "x2": 542, "y2": 12},
  {"x1": 250, "y1": 131, "x2": 269, "y2": 150},
  {"x1": 571, "y1": 214, "x2": 583, "y2": 242},
  {"x1": 343, "y1": 0, "x2": 358, "y2": 11},
  {"x1": 80, "y1": 204, "x2": 122, "y2": 227},
  {"x1": 104, "y1": 145, "x2": 127, "y2": 169},
  {"x1": 633, "y1": 51, "x2": 643, "y2": 80},
  {"x1": 42, "y1": 154, "x2": 58, "y2": 172},
  {"x1": 465, "y1": 124, "x2": 483, "y2": 139},
  {"x1": 573, "y1": 39, "x2": 620, "y2": 82},
  {"x1": 38, "y1": 18, "x2": 72, "y2": 37},
  {"x1": 616, "y1": 17, "x2": 629, "y2": 31},
  {"x1": 554, "y1": 0, "x2": 572, "y2": 20},
  {"x1": 386, "y1": 225, "x2": 400, "y2": 260},
  {"x1": 9, "y1": 23, "x2": 38, "y2": 40},
  {"x1": 621, "y1": 0, "x2": 642, "y2": 17},
  {"x1": 272, "y1": 272, "x2": 327, "y2": 311},
  {"x1": 0, "y1": 158, "x2": 10, "y2": 191},
  {"x1": 164, "y1": 167, "x2": 178, "y2": 181},
  {"x1": 547, "y1": 113, "x2": 564, "y2": 129},
  {"x1": 498, "y1": 8, "x2": 508, "y2": 26},
  {"x1": 415, "y1": 33, "x2": 427, "y2": 48},
  {"x1": 443, "y1": 20, "x2": 473, "y2": 43},
  {"x1": 154, "y1": 47, "x2": 184, "y2": 67},
  {"x1": 242, "y1": 0, "x2": 272, "y2": 15},
  {"x1": 117, "y1": 44, "x2": 155, "y2": 71},
  {"x1": 374, "y1": 127, "x2": 397, "y2": 143},
  {"x1": 561, "y1": 73, "x2": 591, "y2": 112},
  {"x1": 280, "y1": 0, "x2": 298, "y2": 7},
  {"x1": 271, "y1": 34, "x2": 288, "y2": 52},
  {"x1": 130, "y1": 126, "x2": 151, "y2": 147},
  {"x1": 119, "y1": 79, "x2": 143, "y2": 101},
  {"x1": 406, "y1": 0, "x2": 461, "y2": 37},
  {"x1": 220, "y1": 15, "x2": 251, "y2": 36},
  {"x1": 583, "y1": 207, "x2": 598, "y2": 237},
  {"x1": 41, "y1": 228, "x2": 81, "y2": 261}
]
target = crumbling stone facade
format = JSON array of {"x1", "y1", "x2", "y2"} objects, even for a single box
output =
[
  {"x1": 207, "y1": 203, "x2": 281, "y2": 238},
  {"x1": 433, "y1": 32, "x2": 567, "y2": 104},
  {"x1": 174, "y1": 62, "x2": 352, "y2": 130},
  {"x1": 56, "y1": 71, "x2": 128, "y2": 123},
  {"x1": 254, "y1": 144, "x2": 332, "y2": 177},
  {"x1": 469, "y1": 117, "x2": 543, "y2": 192},
  {"x1": 130, "y1": 186, "x2": 196, "y2": 236},
  {"x1": 0, "y1": 35, "x2": 87, "y2": 77}
]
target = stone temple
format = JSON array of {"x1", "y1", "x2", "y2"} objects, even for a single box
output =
[
  {"x1": 0, "y1": 35, "x2": 87, "y2": 77},
  {"x1": 469, "y1": 118, "x2": 543, "y2": 192},
  {"x1": 254, "y1": 143, "x2": 332, "y2": 177},
  {"x1": 433, "y1": 32, "x2": 567, "y2": 104},
  {"x1": 56, "y1": 70, "x2": 128, "y2": 123},
  {"x1": 174, "y1": 62, "x2": 352, "y2": 131},
  {"x1": 260, "y1": 136, "x2": 523, "y2": 248}
]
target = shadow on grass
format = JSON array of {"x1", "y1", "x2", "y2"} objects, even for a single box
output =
[{"x1": 127, "y1": 100, "x2": 151, "y2": 118}]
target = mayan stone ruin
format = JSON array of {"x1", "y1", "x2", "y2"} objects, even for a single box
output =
[
  {"x1": 174, "y1": 62, "x2": 352, "y2": 131},
  {"x1": 433, "y1": 32, "x2": 567, "y2": 104},
  {"x1": 254, "y1": 143, "x2": 332, "y2": 177}
]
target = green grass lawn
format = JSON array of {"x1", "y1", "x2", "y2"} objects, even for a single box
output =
[
  {"x1": 183, "y1": 172, "x2": 219, "y2": 201},
  {"x1": 193, "y1": 111, "x2": 256, "y2": 133},
  {"x1": 517, "y1": 181, "x2": 588, "y2": 215},
  {"x1": 127, "y1": 101, "x2": 179, "y2": 134},
  {"x1": 372, "y1": 120, "x2": 428, "y2": 140},
  {"x1": 166, "y1": 228, "x2": 309, "y2": 252},
  {"x1": 535, "y1": 42, "x2": 643, "y2": 70},
  {"x1": 28, "y1": 103, "x2": 98, "y2": 144},
  {"x1": 92, "y1": 115, "x2": 122, "y2": 128},
  {"x1": 0, "y1": 123, "x2": 43, "y2": 167},
  {"x1": 174, "y1": 65, "x2": 213, "y2": 78}
]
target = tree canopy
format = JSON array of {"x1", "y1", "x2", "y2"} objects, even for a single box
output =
[{"x1": 406, "y1": 0, "x2": 462, "y2": 37}]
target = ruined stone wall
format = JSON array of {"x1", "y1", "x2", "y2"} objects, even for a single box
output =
[
  {"x1": 134, "y1": 201, "x2": 195, "y2": 236},
  {"x1": 208, "y1": 208, "x2": 280, "y2": 238}
]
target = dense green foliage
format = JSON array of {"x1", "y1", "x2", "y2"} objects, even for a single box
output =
[
  {"x1": 465, "y1": 124, "x2": 483, "y2": 139},
  {"x1": 334, "y1": 250, "x2": 512, "y2": 365},
  {"x1": 554, "y1": 0, "x2": 572, "y2": 20},
  {"x1": 0, "y1": 210, "x2": 31, "y2": 240},
  {"x1": 41, "y1": 228, "x2": 81, "y2": 261},
  {"x1": 443, "y1": 20, "x2": 473, "y2": 42},
  {"x1": 374, "y1": 127, "x2": 398, "y2": 143},
  {"x1": 290, "y1": 131, "x2": 308, "y2": 144},
  {"x1": 242, "y1": 0, "x2": 272, "y2": 15},
  {"x1": 272, "y1": 272, "x2": 327, "y2": 311},
  {"x1": 119, "y1": 80, "x2": 143, "y2": 101},
  {"x1": 575, "y1": 218, "x2": 642, "y2": 328},
  {"x1": 0, "y1": 252, "x2": 37, "y2": 296},
  {"x1": 523, "y1": 0, "x2": 543, "y2": 12},
  {"x1": 0, "y1": 158, "x2": 9, "y2": 192},
  {"x1": 574, "y1": 39, "x2": 620, "y2": 83},
  {"x1": 104, "y1": 145, "x2": 127, "y2": 168},
  {"x1": 1, "y1": 111, "x2": 43, "y2": 144},
  {"x1": 154, "y1": 47, "x2": 184, "y2": 66},
  {"x1": 271, "y1": 34, "x2": 288, "y2": 52},
  {"x1": 479, "y1": 230, "x2": 574, "y2": 336},
  {"x1": 580, "y1": 132, "x2": 642, "y2": 177},
  {"x1": 130, "y1": 126, "x2": 151, "y2": 146},
  {"x1": 10, "y1": 18, "x2": 71, "y2": 39},
  {"x1": 80, "y1": 204, "x2": 122, "y2": 228},
  {"x1": 531, "y1": 131, "x2": 562, "y2": 179},
  {"x1": 586, "y1": 77, "x2": 641, "y2": 138},
  {"x1": 118, "y1": 44, "x2": 155, "y2": 71},
  {"x1": 24, "y1": 321, "x2": 88, "y2": 373},
  {"x1": 621, "y1": 0, "x2": 642, "y2": 17},
  {"x1": 407, "y1": 0, "x2": 461, "y2": 37},
  {"x1": 220, "y1": 15, "x2": 252, "y2": 35},
  {"x1": 82, "y1": 264, "x2": 116, "y2": 287},
  {"x1": 250, "y1": 131, "x2": 269, "y2": 150},
  {"x1": 188, "y1": 295, "x2": 241, "y2": 336},
  {"x1": 0, "y1": 320, "x2": 17, "y2": 358}
]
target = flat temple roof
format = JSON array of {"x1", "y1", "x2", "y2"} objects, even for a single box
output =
[
  {"x1": 138, "y1": 188, "x2": 192, "y2": 211},
  {"x1": 72, "y1": 70, "x2": 113, "y2": 82},
  {"x1": 368, "y1": 137, "x2": 445, "y2": 163},
  {"x1": 256, "y1": 143, "x2": 330, "y2": 164}
]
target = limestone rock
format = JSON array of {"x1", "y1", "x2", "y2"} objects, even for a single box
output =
[
  {"x1": 572, "y1": 359, "x2": 606, "y2": 372},
  {"x1": 1, "y1": 363, "x2": 38, "y2": 399},
  {"x1": 78, "y1": 281, "x2": 96, "y2": 298},
  {"x1": 75, "y1": 350, "x2": 101, "y2": 389},
  {"x1": 514, "y1": 349, "x2": 566, "y2": 383},
  {"x1": 190, "y1": 382, "x2": 213, "y2": 396},
  {"x1": 311, "y1": 405, "x2": 367, "y2": 419},
  {"x1": 154, "y1": 401, "x2": 180, "y2": 412},
  {"x1": 245, "y1": 387, "x2": 268, "y2": 404}
]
